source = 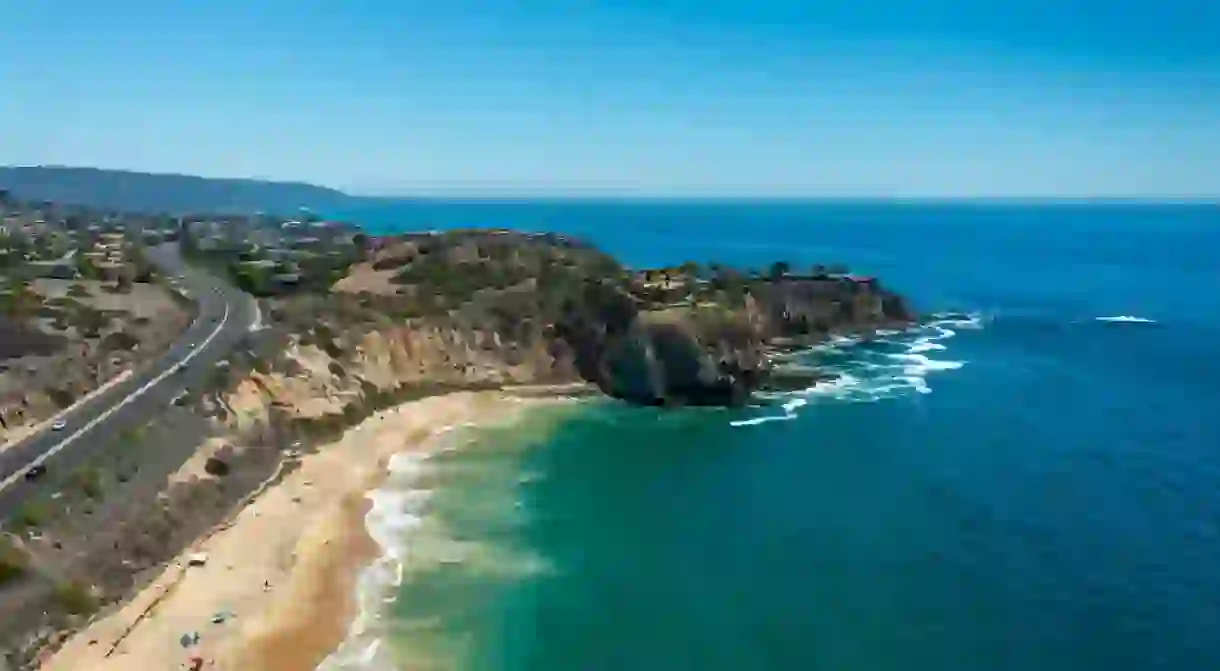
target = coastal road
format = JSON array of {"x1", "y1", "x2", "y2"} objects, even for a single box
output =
[{"x1": 0, "y1": 245, "x2": 255, "y2": 513}]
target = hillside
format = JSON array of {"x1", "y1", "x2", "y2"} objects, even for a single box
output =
[
  {"x1": 0, "y1": 166, "x2": 352, "y2": 214},
  {"x1": 260, "y1": 230, "x2": 916, "y2": 406}
]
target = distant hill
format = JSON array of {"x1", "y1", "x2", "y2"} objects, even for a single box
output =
[{"x1": 0, "y1": 166, "x2": 353, "y2": 214}]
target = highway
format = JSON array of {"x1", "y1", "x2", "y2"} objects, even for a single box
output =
[{"x1": 0, "y1": 245, "x2": 255, "y2": 513}]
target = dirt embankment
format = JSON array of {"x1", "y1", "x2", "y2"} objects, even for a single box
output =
[{"x1": 1, "y1": 311, "x2": 588, "y2": 670}]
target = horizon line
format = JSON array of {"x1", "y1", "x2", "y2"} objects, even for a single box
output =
[
  {"x1": 350, "y1": 193, "x2": 1220, "y2": 205},
  {"x1": 3, "y1": 164, "x2": 1216, "y2": 204}
]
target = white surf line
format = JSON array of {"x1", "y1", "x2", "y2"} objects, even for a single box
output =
[{"x1": 0, "y1": 302, "x2": 232, "y2": 494}]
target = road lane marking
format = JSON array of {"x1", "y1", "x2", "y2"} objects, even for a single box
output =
[
  {"x1": 0, "y1": 370, "x2": 134, "y2": 454},
  {"x1": 0, "y1": 302, "x2": 232, "y2": 494}
]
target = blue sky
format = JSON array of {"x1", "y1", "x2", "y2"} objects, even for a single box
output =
[{"x1": 1, "y1": 1, "x2": 1217, "y2": 197}]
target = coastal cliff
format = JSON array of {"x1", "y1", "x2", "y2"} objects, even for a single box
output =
[
  {"x1": 229, "y1": 230, "x2": 915, "y2": 411},
  {"x1": 553, "y1": 272, "x2": 912, "y2": 406}
]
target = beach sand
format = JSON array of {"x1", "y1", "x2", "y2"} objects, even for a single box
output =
[{"x1": 41, "y1": 389, "x2": 558, "y2": 671}]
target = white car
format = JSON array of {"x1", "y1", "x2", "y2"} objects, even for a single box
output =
[{"x1": 51, "y1": 419, "x2": 67, "y2": 431}]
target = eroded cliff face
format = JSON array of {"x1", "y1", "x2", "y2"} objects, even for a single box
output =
[
  {"x1": 218, "y1": 261, "x2": 915, "y2": 420},
  {"x1": 215, "y1": 323, "x2": 582, "y2": 438},
  {"x1": 551, "y1": 275, "x2": 914, "y2": 407}
]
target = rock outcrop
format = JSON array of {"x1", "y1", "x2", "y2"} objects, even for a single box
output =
[{"x1": 551, "y1": 274, "x2": 913, "y2": 406}]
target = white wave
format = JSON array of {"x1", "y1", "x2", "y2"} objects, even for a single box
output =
[
  {"x1": 319, "y1": 435, "x2": 464, "y2": 670},
  {"x1": 730, "y1": 393, "x2": 813, "y2": 427},
  {"x1": 730, "y1": 414, "x2": 795, "y2": 427},
  {"x1": 898, "y1": 375, "x2": 932, "y2": 395},
  {"x1": 929, "y1": 313, "x2": 987, "y2": 329},
  {"x1": 908, "y1": 341, "x2": 948, "y2": 353},
  {"x1": 886, "y1": 352, "x2": 965, "y2": 374},
  {"x1": 1096, "y1": 315, "x2": 1157, "y2": 324},
  {"x1": 732, "y1": 313, "x2": 981, "y2": 426}
]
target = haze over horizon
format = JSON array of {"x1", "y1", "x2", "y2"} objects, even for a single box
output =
[{"x1": 3, "y1": 1, "x2": 1217, "y2": 199}]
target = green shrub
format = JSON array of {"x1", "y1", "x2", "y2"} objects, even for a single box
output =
[
  {"x1": 47, "y1": 387, "x2": 77, "y2": 409},
  {"x1": 11, "y1": 502, "x2": 50, "y2": 531},
  {"x1": 52, "y1": 581, "x2": 99, "y2": 615},
  {"x1": 341, "y1": 402, "x2": 366, "y2": 424},
  {"x1": 0, "y1": 536, "x2": 27, "y2": 586},
  {"x1": 71, "y1": 468, "x2": 104, "y2": 500}
]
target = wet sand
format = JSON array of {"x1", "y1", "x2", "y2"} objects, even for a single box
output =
[{"x1": 42, "y1": 390, "x2": 562, "y2": 671}]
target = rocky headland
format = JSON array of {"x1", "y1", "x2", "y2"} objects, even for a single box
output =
[{"x1": 306, "y1": 230, "x2": 915, "y2": 408}]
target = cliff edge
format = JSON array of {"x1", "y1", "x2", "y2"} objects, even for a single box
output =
[{"x1": 244, "y1": 231, "x2": 915, "y2": 408}]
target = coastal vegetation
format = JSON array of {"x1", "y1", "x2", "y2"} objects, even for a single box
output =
[{"x1": 0, "y1": 536, "x2": 27, "y2": 586}]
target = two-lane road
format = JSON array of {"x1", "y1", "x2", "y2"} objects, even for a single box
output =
[{"x1": 0, "y1": 246, "x2": 255, "y2": 513}]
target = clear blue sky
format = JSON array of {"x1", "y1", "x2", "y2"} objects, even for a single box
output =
[{"x1": 2, "y1": 1, "x2": 1217, "y2": 197}]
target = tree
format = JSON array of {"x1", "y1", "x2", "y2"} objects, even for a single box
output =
[
  {"x1": 130, "y1": 248, "x2": 153, "y2": 282},
  {"x1": 0, "y1": 536, "x2": 27, "y2": 586},
  {"x1": 678, "y1": 260, "x2": 703, "y2": 278},
  {"x1": 2, "y1": 281, "x2": 41, "y2": 319},
  {"x1": 101, "y1": 330, "x2": 139, "y2": 351},
  {"x1": 75, "y1": 255, "x2": 98, "y2": 280},
  {"x1": 52, "y1": 581, "x2": 99, "y2": 615},
  {"x1": 768, "y1": 261, "x2": 791, "y2": 281},
  {"x1": 352, "y1": 232, "x2": 370, "y2": 261}
]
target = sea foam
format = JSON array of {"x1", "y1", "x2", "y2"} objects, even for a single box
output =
[
  {"x1": 318, "y1": 440, "x2": 452, "y2": 670},
  {"x1": 1096, "y1": 315, "x2": 1157, "y2": 324},
  {"x1": 731, "y1": 313, "x2": 980, "y2": 427}
]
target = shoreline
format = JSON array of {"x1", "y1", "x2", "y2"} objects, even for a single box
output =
[{"x1": 41, "y1": 387, "x2": 581, "y2": 671}]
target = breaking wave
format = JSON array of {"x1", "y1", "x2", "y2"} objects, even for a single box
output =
[
  {"x1": 1095, "y1": 315, "x2": 1157, "y2": 324},
  {"x1": 318, "y1": 449, "x2": 440, "y2": 670},
  {"x1": 730, "y1": 313, "x2": 982, "y2": 427},
  {"x1": 320, "y1": 411, "x2": 562, "y2": 670}
]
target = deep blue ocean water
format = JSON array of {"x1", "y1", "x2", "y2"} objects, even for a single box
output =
[{"x1": 323, "y1": 201, "x2": 1220, "y2": 671}]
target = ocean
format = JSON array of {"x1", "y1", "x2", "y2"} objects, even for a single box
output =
[{"x1": 321, "y1": 201, "x2": 1220, "y2": 670}]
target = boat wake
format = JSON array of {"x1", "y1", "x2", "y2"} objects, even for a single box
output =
[{"x1": 730, "y1": 313, "x2": 982, "y2": 427}]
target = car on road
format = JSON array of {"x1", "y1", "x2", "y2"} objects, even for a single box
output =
[
  {"x1": 51, "y1": 419, "x2": 67, "y2": 431},
  {"x1": 24, "y1": 465, "x2": 46, "y2": 481}
]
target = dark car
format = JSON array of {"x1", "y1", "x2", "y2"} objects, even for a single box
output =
[{"x1": 24, "y1": 465, "x2": 47, "y2": 481}]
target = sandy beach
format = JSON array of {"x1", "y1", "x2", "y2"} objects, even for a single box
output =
[{"x1": 41, "y1": 389, "x2": 563, "y2": 671}]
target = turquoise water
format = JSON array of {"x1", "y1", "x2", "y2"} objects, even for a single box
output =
[{"x1": 327, "y1": 202, "x2": 1220, "y2": 670}]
